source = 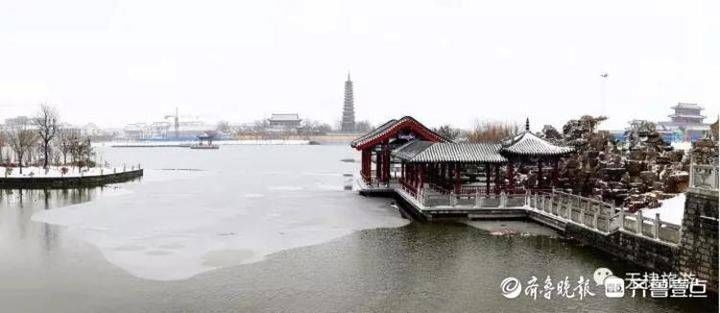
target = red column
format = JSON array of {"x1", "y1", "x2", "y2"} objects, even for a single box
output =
[
  {"x1": 361, "y1": 149, "x2": 370, "y2": 183},
  {"x1": 375, "y1": 148, "x2": 381, "y2": 182},
  {"x1": 552, "y1": 159, "x2": 559, "y2": 186},
  {"x1": 485, "y1": 163, "x2": 491, "y2": 195},
  {"x1": 454, "y1": 163, "x2": 461, "y2": 193},
  {"x1": 495, "y1": 165, "x2": 501, "y2": 194},
  {"x1": 507, "y1": 161, "x2": 515, "y2": 193},
  {"x1": 382, "y1": 144, "x2": 391, "y2": 183}
]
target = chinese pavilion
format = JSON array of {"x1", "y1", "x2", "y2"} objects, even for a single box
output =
[
  {"x1": 350, "y1": 116, "x2": 449, "y2": 186},
  {"x1": 351, "y1": 117, "x2": 574, "y2": 197}
]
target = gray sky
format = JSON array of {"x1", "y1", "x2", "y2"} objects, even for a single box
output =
[{"x1": 0, "y1": 0, "x2": 717, "y2": 130}]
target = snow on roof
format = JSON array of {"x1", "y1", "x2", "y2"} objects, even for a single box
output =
[
  {"x1": 392, "y1": 140, "x2": 506, "y2": 163},
  {"x1": 269, "y1": 114, "x2": 301, "y2": 122},
  {"x1": 501, "y1": 131, "x2": 574, "y2": 156},
  {"x1": 672, "y1": 103, "x2": 703, "y2": 110},
  {"x1": 669, "y1": 113, "x2": 706, "y2": 119},
  {"x1": 349, "y1": 116, "x2": 448, "y2": 149}
]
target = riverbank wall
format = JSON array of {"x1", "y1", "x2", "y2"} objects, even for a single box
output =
[
  {"x1": 0, "y1": 169, "x2": 143, "y2": 189},
  {"x1": 677, "y1": 187, "x2": 718, "y2": 292}
]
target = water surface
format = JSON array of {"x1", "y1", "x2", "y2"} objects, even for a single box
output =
[{"x1": 0, "y1": 145, "x2": 715, "y2": 312}]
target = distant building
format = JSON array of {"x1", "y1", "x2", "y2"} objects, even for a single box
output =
[
  {"x1": 268, "y1": 114, "x2": 302, "y2": 132},
  {"x1": 3, "y1": 116, "x2": 31, "y2": 127},
  {"x1": 657, "y1": 103, "x2": 711, "y2": 142},
  {"x1": 59, "y1": 123, "x2": 82, "y2": 138},
  {"x1": 341, "y1": 73, "x2": 356, "y2": 132},
  {"x1": 122, "y1": 112, "x2": 213, "y2": 140},
  {"x1": 82, "y1": 123, "x2": 102, "y2": 137},
  {"x1": 123, "y1": 123, "x2": 149, "y2": 140}
]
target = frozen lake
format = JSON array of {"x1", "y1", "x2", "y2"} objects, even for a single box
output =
[{"x1": 0, "y1": 145, "x2": 714, "y2": 312}]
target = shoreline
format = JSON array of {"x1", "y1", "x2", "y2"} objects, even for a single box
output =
[{"x1": 0, "y1": 168, "x2": 144, "y2": 189}]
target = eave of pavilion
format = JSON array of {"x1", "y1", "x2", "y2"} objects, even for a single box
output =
[
  {"x1": 392, "y1": 140, "x2": 507, "y2": 164},
  {"x1": 499, "y1": 119, "x2": 574, "y2": 159},
  {"x1": 350, "y1": 116, "x2": 449, "y2": 150}
]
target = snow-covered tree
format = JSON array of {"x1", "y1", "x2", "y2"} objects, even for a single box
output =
[
  {"x1": 6, "y1": 122, "x2": 38, "y2": 174},
  {"x1": 33, "y1": 104, "x2": 60, "y2": 169}
]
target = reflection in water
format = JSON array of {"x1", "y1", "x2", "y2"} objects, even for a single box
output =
[{"x1": 0, "y1": 187, "x2": 118, "y2": 260}]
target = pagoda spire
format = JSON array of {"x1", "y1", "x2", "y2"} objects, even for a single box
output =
[
  {"x1": 525, "y1": 118, "x2": 530, "y2": 132},
  {"x1": 341, "y1": 72, "x2": 356, "y2": 132}
]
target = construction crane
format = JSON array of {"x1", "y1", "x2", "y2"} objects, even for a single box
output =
[{"x1": 164, "y1": 107, "x2": 179, "y2": 139}]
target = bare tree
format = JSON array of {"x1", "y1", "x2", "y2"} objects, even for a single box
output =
[
  {"x1": 56, "y1": 130, "x2": 76, "y2": 165},
  {"x1": 467, "y1": 120, "x2": 519, "y2": 143},
  {"x1": 70, "y1": 137, "x2": 94, "y2": 170},
  {"x1": 34, "y1": 104, "x2": 59, "y2": 169},
  {"x1": 216, "y1": 120, "x2": 236, "y2": 135},
  {"x1": 355, "y1": 120, "x2": 373, "y2": 133},
  {"x1": 6, "y1": 122, "x2": 38, "y2": 174},
  {"x1": 433, "y1": 124, "x2": 461, "y2": 141}
]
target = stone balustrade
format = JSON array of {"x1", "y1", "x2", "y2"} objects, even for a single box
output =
[{"x1": 690, "y1": 163, "x2": 719, "y2": 190}]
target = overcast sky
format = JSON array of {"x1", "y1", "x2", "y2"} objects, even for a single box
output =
[{"x1": 0, "y1": 0, "x2": 717, "y2": 130}]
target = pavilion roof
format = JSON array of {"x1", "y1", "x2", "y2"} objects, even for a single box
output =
[
  {"x1": 350, "y1": 116, "x2": 448, "y2": 150},
  {"x1": 392, "y1": 140, "x2": 507, "y2": 163},
  {"x1": 500, "y1": 131, "x2": 574, "y2": 157},
  {"x1": 672, "y1": 103, "x2": 703, "y2": 110},
  {"x1": 268, "y1": 113, "x2": 301, "y2": 122}
]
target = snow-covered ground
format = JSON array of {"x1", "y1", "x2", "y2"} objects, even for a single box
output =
[
  {"x1": 671, "y1": 141, "x2": 692, "y2": 151},
  {"x1": 0, "y1": 166, "x2": 137, "y2": 178},
  {"x1": 640, "y1": 193, "x2": 686, "y2": 225}
]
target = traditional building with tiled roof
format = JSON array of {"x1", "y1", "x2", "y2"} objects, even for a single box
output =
[{"x1": 351, "y1": 116, "x2": 575, "y2": 196}]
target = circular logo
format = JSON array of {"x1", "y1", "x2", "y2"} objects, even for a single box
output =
[
  {"x1": 593, "y1": 267, "x2": 614, "y2": 286},
  {"x1": 500, "y1": 277, "x2": 522, "y2": 299}
]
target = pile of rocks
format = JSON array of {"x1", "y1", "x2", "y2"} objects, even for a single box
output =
[{"x1": 549, "y1": 116, "x2": 693, "y2": 211}]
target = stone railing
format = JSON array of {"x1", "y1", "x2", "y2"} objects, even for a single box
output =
[
  {"x1": 618, "y1": 209, "x2": 682, "y2": 244},
  {"x1": 529, "y1": 191, "x2": 616, "y2": 233},
  {"x1": 418, "y1": 189, "x2": 527, "y2": 209},
  {"x1": 527, "y1": 190, "x2": 682, "y2": 244},
  {"x1": 690, "y1": 163, "x2": 719, "y2": 190}
]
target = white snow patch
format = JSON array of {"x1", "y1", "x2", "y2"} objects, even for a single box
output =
[
  {"x1": 641, "y1": 193, "x2": 686, "y2": 225},
  {"x1": 31, "y1": 188, "x2": 407, "y2": 281},
  {"x1": 671, "y1": 141, "x2": 692, "y2": 151},
  {"x1": 0, "y1": 166, "x2": 135, "y2": 178}
]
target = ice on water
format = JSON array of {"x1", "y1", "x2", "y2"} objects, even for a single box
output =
[{"x1": 32, "y1": 146, "x2": 409, "y2": 281}]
